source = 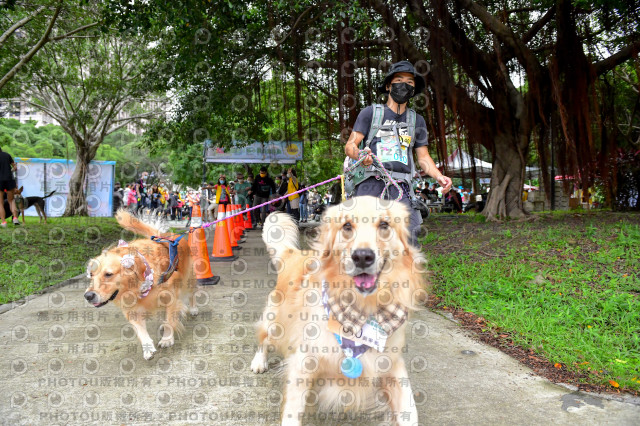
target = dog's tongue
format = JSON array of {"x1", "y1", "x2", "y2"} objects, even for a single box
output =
[{"x1": 354, "y1": 273, "x2": 376, "y2": 290}]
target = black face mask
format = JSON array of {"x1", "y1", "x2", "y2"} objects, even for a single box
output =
[{"x1": 389, "y1": 82, "x2": 415, "y2": 104}]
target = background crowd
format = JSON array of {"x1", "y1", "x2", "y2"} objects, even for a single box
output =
[{"x1": 111, "y1": 164, "x2": 333, "y2": 227}]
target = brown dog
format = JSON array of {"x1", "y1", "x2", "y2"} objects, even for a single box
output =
[
  {"x1": 252, "y1": 196, "x2": 429, "y2": 425},
  {"x1": 84, "y1": 209, "x2": 197, "y2": 360}
]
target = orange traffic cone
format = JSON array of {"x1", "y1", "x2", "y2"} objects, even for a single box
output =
[
  {"x1": 189, "y1": 205, "x2": 220, "y2": 285},
  {"x1": 236, "y1": 204, "x2": 245, "y2": 234},
  {"x1": 211, "y1": 204, "x2": 237, "y2": 262},
  {"x1": 226, "y1": 204, "x2": 239, "y2": 250},
  {"x1": 244, "y1": 204, "x2": 253, "y2": 230},
  {"x1": 234, "y1": 205, "x2": 245, "y2": 241}
]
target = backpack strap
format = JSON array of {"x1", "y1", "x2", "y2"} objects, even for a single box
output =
[
  {"x1": 406, "y1": 108, "x2": 417, "y2": 181},
  {"x1": 363, "y1": 104, "x2": 385, "y2": 149}
]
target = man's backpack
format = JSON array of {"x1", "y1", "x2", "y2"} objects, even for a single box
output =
[{"x1": 344, "y1": 104, "x2": 417, "y2": 198}]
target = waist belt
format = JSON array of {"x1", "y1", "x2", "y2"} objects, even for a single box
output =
[{"x1": 353, "y1": 166, "x2": 413, "y2": 187}]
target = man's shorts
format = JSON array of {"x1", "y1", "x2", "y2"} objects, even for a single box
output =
[{"x1": 0, "y1": 179, "x2": 17, "y2": 192}]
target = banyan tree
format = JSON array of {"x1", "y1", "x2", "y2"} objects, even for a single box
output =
[{"x1": 109, "y1": 0, "x2": 640, "y2": 216}]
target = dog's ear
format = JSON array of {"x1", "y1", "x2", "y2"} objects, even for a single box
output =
[
  {"x1": 384, "y1": 202, "x2": 430, "y2": 310},
  {"x1": 18, "y1": 186, "x2": 23, "y2": 193},
  {"x1": 389, "y1": 202, "x2": 412, "y2": 252},
  {"x1": 312, "y1": 204, "x2": 340, "y2": 261}
]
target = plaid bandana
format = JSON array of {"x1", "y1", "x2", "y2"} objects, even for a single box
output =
[{"x1": 322, "y1": 280, "x2": 408, "y2": 336}]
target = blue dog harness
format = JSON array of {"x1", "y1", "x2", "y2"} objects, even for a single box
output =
[{"x1": 150, "y1": 234, "x2": 186, "y2": 285}]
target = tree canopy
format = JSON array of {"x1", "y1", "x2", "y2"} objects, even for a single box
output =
[{"x1": 102, "y1": 0, "x2": 639, "y2": 214}]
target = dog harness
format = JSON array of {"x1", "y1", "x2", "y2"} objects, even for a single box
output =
[
  {"x1": 150, "y1": 234, "x2": 185, "y2": 285},
  {"x1": 322, "y1": 280, "x2": 409, "y2": 379}
]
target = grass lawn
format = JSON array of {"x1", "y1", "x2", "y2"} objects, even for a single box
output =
[
  {"x1": 421, "y1": 210, "x2": 640, "y2": 393},
  {"x1": 0, "y1": 215, "x2": 124, "y2": 304}
]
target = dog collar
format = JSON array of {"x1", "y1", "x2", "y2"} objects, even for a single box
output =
[
  {"x1": 323, "y1": 273, "x2": 408, "y2": 336},
  {"x1": 322, "y1": 280, "x2": 369, "y2": 378},
  {"x1": 118, "y1": 240, "x2": 155, "y2": 297}
]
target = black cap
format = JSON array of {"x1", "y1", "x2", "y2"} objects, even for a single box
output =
[{"x1": 377, "y1": 60, "x2": 426, "y2": 97}]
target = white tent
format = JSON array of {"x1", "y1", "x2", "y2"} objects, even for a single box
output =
[{"x1": 434, "y1": 149, "x2": 493, "y2": 178}]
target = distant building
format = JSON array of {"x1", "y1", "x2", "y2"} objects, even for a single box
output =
[
  {"x1": 0, "y1": 99, "x2": 57, "y2": 126},
  {"x1": 0, "y1": 97, "x2": 168, "y2": 135}
]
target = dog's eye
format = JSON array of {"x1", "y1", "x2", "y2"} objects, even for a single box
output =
[
  {"x1": 105, "y1": 272, "x2": 113, "y2": 277},
  {"x1": 379, "y1": 221, "x2": 390, "y2": 230},
  {"x1": 342, "y1": 222, "x2": 353, "y2": 232}
]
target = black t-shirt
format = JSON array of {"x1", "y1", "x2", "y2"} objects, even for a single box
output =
[
  {"x1": 252, "y1": 175, "x2": 276, "y2": 198},
  {"x1": 352, "y1": 105, "x2": 428, "y2": 173},
  {"x1": 0, "y1": 151, "x2": 14, "y2": 180}
]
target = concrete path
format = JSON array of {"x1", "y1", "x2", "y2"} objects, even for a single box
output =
[{"x1": 1, "y1": 226, "x2": 639, "y2": 425}]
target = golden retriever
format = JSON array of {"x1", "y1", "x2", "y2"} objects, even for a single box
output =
[
  {"x1": 84, "y1": 209, "x2": 197, "y2": 360},
  {"x1": 252, "y1": 195, "x2": 429, "y2": 425}
]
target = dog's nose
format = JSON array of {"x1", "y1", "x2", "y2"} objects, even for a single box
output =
[
  {"x1": 84, "y1": 292, "x2": 97, "y2": 302},
  {"x1": 351, "y1": 249, "x2": 375, "y2": 269}
]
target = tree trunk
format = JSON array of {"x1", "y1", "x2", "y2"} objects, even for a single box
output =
[
  {"x1": 63, "y1": 145, "x2": 91, "y2": 216},
  {"x1": 483, "y1": 132, "x2": 528, "y2": 220},
  {"x1": 337, "y1": 16, "x2": 355, "y2": 143}
]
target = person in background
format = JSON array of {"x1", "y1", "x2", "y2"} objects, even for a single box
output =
[
  {"x1": 149, "y1": 184, "x2": 161, "y2": 214},
  {"x1": 169, "y1": 191, "x2": 179, "y2": 220},
  {"x1": 234, "y1": 172, "x2": 252, "y2": 222},
  {"x1": 276, "y1": 171, "x2": 290, "y2": 214},
  {"x1": 185, "y1": 189, "x2": 199, "y2": 227},
  {"x1": 249, "y1": 166, "x2": 276, "y2": 228},
  {"x1": 246, "y1": 175, "x2": 255, "y2": 207},
  {"x1": 285, "y1": 168, "x2": 300, "y2": 221},
  {"x1": 201, "y1": 181, "x2": 214, "y2": 221},
  {"x1": 0, "y1": 146, "x2": 19, "y2": 227},
  {"x1": 123, "y1": 184, "x2": 131, "y2": 209},
  {"x1": 158, "y1": 184, "x2": 168, "y2": 214},
  {"x1": 112, "y1": 182, "x2": 124, "y2": 215},
  {"x1": 176, "y1": 192, "x2": 184, "y2": 220},
  {"x1": 420, "y1": 183, "x2": 438, "y2": 202},
  {"x1": 299, "y1": 180, "x2": 308, "y2": 223},
  {"x1": 126, "y1": 183, "x2": 137, "y2": 212},
  {"x1": 209, "y1": 174, "x2": 231, "y2": 217},
  {"x1": 446, "y1": 189, "x2": 463, "y2": 213},
  {"x1": 272, "y1": 174, "x2": 285, "y2": 212}
]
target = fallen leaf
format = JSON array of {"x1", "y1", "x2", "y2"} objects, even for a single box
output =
[
  {"x1": 609, "y1": 380, "x2": 620, "y2": 388},
  {"x1": 578, "y1": 361, "x2": 589, "y2": 365},
  {"x1": 554, "y1": 363, "x2": 562, "y2": 369},
  {"x1": 615, "y1": 359, "x2": 627, "y2": 364}
]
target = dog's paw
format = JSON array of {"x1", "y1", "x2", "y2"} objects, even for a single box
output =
[
  {"x1": 143, "y1": 347, "x2": 157, "y2": 360},
  {"x1": 158, "y1": 335, "x2": 175, "y2": 348},
  {"x1": 251, "y1": 352, "x2": 269, "y2": 374},
  {"x1": 189, "y1": 307, "x2": 199, "y2": 317}
]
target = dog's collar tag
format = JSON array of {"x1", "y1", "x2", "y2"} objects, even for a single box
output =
[{"x1": 322, "y1": 280, "x2": 390, "y2": 353}]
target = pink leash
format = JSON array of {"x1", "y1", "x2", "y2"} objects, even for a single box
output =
[{"x1": 200, "y1": 175, "x2": 343, "y2": 229}]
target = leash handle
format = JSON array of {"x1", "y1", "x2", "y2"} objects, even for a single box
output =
[{"x1": 344, "y1": 151, "x2": 404, "y2": 202}]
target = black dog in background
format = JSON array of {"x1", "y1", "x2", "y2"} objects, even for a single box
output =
[{"x1": 3, "y1": 187, "x2": 56, "y2": 224}]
